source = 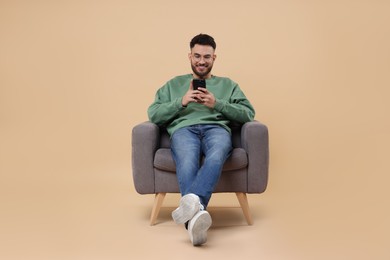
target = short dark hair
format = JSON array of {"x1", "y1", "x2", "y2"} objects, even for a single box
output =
[{"x1": 190, "y1": 34, "x2": 216, "y2": 50}]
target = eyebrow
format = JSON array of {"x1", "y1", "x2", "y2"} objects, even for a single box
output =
[{"x1": 193, "y1": 53, "x2": 212, "y2": 57}]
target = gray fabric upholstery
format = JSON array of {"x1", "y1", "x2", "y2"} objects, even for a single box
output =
[
  {"x1": 154, "y1": 148, "x2": 248, "y2": 172},
  {"x1": 132, "y1": 121, "x2": 269, "y2": 195}
]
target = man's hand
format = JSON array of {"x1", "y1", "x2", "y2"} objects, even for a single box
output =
[
  {"x1": 182, "y1": 82, "x2": 198, "y2": 106},
  {"x1": 182, "y1": 82, "x2": 215, "y2": 107},
  {"x1": 195, "y1": 87, "x2": 216, "y2": 108}
]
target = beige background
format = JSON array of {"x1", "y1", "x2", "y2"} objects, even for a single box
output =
[{"x1": 1, "y1": 0, "x2": 389, "y2": 259}]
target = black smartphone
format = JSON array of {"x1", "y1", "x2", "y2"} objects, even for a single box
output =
[{"x1": 192, "y1": 79, "x2": 206, "y2": 90}]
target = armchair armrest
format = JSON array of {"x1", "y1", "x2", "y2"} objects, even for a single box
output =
[
  {"x1": 132, "y1": 121, "x2": 160, "y2": 194},
  {"x1": 241, "y1": 121, "x2": 269, "y2": 193}
]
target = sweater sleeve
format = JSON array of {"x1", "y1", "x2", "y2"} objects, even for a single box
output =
[
  {"x1": 147, "y1": 84, "x2": 184, "y2": 126},
  {"x1": 213, "y1": 84, "x2": 255, "y2": 123}
]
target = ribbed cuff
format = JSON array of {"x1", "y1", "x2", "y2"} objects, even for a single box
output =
[{"x1": 213, "y1": 99, "x2": 225, "y2": 111}]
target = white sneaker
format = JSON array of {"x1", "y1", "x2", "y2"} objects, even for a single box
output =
[
  {"x1": 188, "y1": 210, "x2": 212, "y2": 246},
  {"x1": 172, "y1": 193, "x2": 201, "y2": 224}
]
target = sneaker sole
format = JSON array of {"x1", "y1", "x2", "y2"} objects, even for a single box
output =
[
  {"x1": 189, "y1": 211, "x2": 212, "y2": 246},
  {"x1": 172, "y1": 194, "x2": 201, "y2": 224}
]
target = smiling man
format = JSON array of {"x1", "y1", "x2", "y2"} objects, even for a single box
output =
[
  {"x1": 190, "y1": 43, "x2": 215, "y2": 79},
  {"x1": 147, "y1": 34, "x2": 255, "y2": 246}
]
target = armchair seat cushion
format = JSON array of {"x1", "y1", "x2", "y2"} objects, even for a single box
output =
[{"x1": 154, "y1": 148, "x2": 248, "y2": 173}]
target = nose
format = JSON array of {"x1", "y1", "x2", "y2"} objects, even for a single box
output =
[{"x1": 197, "y1": 58, "x2": 207, "y2": 64}]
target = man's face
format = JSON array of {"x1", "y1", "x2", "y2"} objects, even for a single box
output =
[{"x1": 189, "y1": 44, "x2": 216, "y2": 79}]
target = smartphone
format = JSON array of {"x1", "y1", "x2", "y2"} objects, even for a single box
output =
[{"x1": 192, "y1": 79, "x2": 206, "y2": 90}]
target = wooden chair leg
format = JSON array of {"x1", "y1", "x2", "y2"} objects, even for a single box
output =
[
  {"x1": 236, "y1": 192, "x2": 253, "y2": 225},
  {"x1": 150, "y1": 193, "x2": 166, "y2": 225}
]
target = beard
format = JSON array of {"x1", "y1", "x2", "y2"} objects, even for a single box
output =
[{"x1": 191, "y1": 63, "x2": 213, "y2": 79}]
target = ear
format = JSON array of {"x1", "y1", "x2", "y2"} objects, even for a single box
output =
[
  {"x1": 188, "y1": 53, "x2": 192, "y2": 61},
  {"x1": 213, "y1": 54, "x2": 217, "y2": 61}
]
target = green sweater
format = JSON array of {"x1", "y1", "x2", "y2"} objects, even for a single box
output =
[{"x1": 148, "y1": 74, "x2": 255, "y2": 135}]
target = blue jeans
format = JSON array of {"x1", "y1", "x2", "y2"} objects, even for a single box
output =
[{"x1": 171, "y1": 124, "x2": 232, "y2": 208}]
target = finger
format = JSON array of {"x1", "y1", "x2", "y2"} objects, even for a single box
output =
[{"x1": 198, "y1": 87, "x2": 207, "y2": 93}]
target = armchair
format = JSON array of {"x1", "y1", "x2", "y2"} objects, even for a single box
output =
[{"x1": 132, "y1": 121, "x2": 269, "y2": 225}]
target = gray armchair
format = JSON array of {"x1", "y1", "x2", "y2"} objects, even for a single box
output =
[{"x1": 132, "y1": 121, "x2": 269, "y2": 225}]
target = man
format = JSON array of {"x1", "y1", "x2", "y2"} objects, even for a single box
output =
[{"x1": 147, "y1": 34, "x2": 255, "y2": 246}]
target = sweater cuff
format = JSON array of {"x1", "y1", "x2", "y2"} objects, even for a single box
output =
[
  {"x1": 175, "y1": 98, "x2": 185, "y2": 109},
  {"x1": 214, "y1": 99, "x2": 225, "y2": 111}
]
